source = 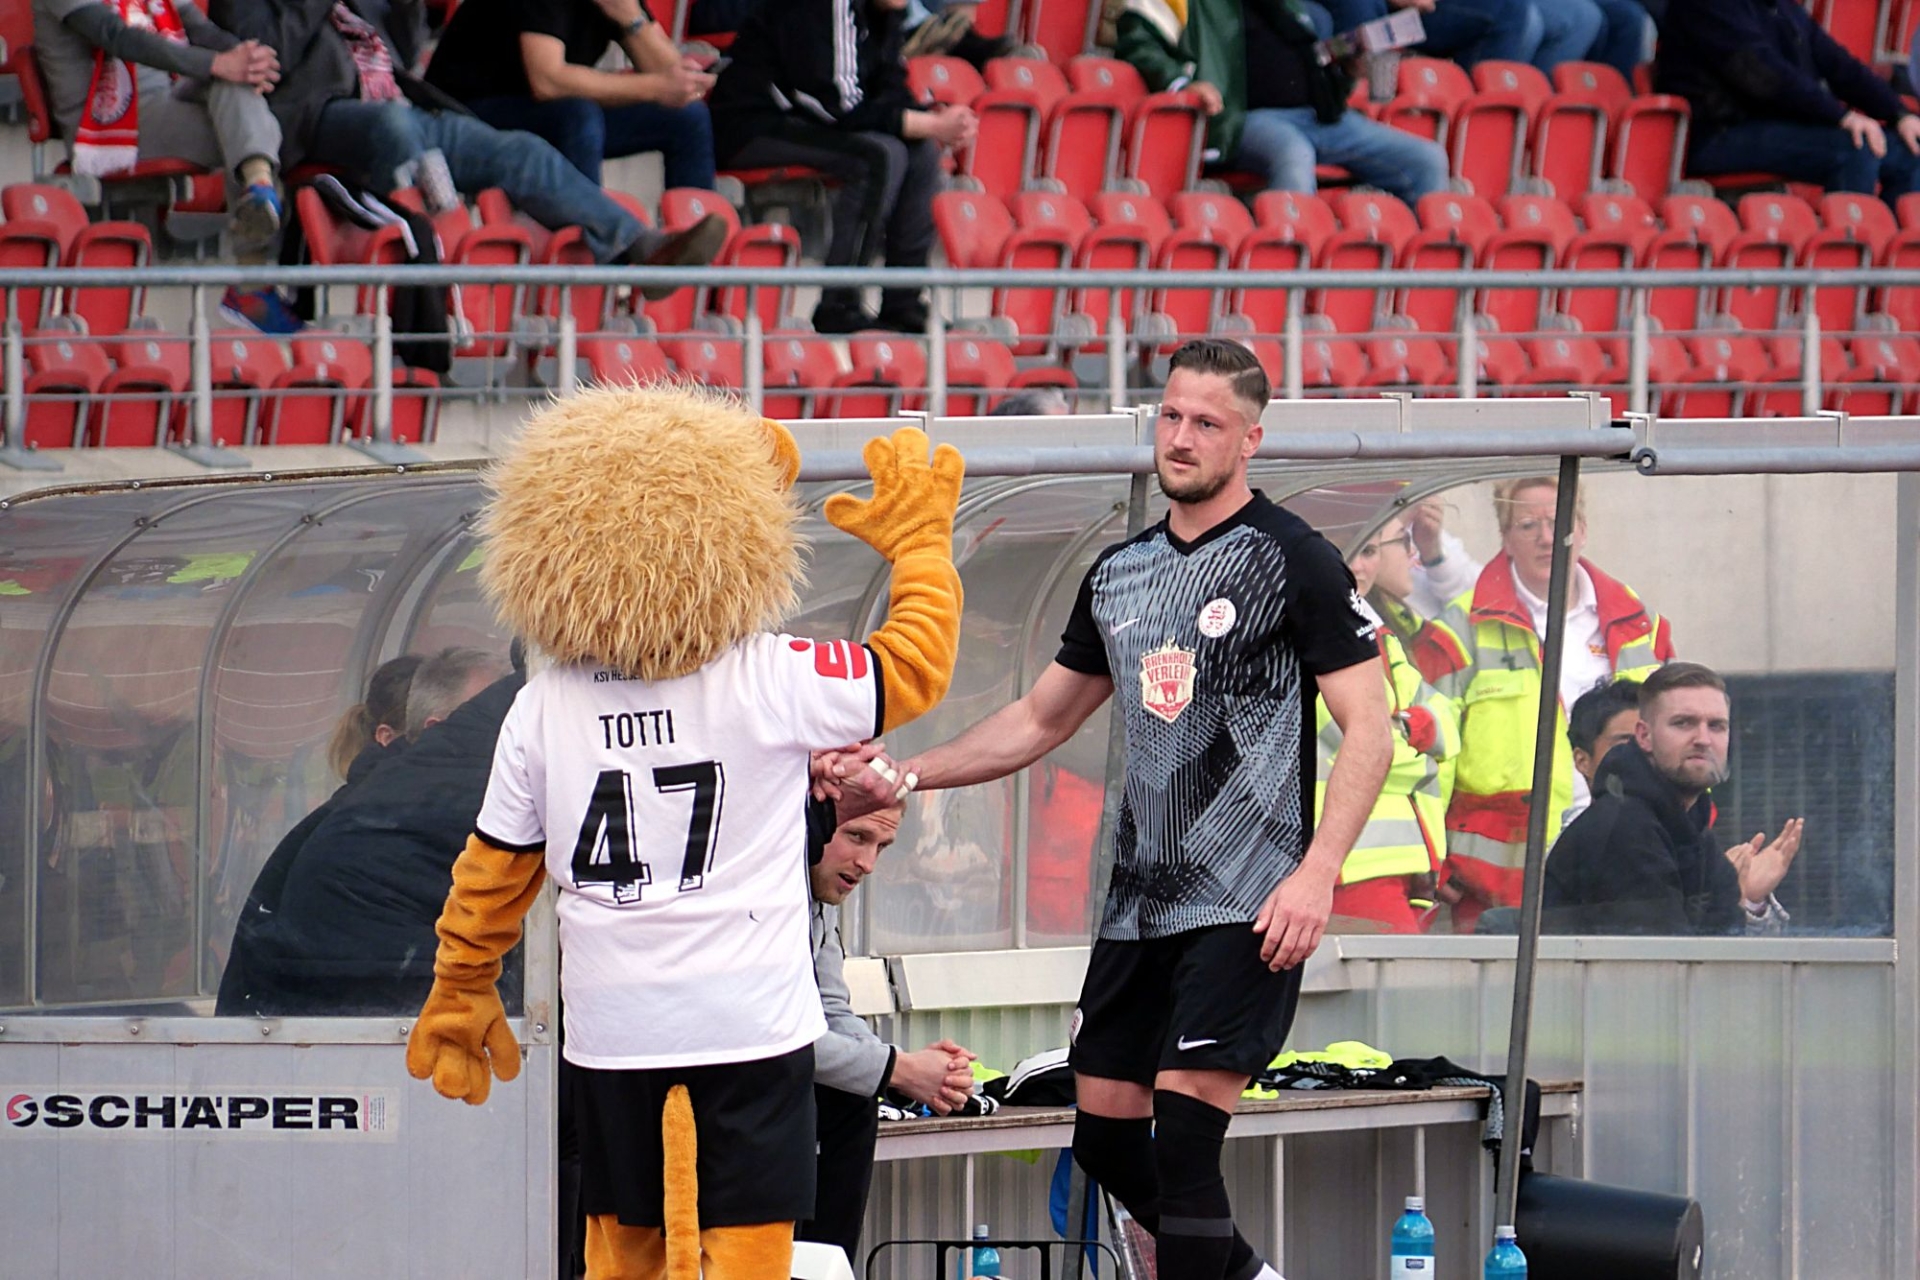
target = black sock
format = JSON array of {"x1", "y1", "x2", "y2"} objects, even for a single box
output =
[
  {"x1": 1071, "y1": 1111, "x2": 1161, "y2": 1230},
  {"x1": 1153, "y1": 1090, "x2": 1236, "y2": 1280}
]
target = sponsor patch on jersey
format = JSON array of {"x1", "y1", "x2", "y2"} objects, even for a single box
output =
[
  {"x1": 1141, "y1": 639, "x2": 1196, "y2": 724},
  {"x1": 1350, "y1": 589, "x2": 1378, "y2": 638},
  {"x1": 790, "y1": 638, "x2": 870, "y2": 681},
  {"x1": 1197, "y1": 596, "x2": 1237, "y2": 638}
]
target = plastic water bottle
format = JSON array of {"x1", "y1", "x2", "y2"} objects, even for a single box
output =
[
  {"x1": 1390, "y1": 1196, "x2": 1435, "y2": 1276},
  {"x1": 1484, "y1": 1224, "x2": 1528, "y2": 1279},
  {"x1": 966, "y1": 1223, "x2": 1002, "y2": 1278}
]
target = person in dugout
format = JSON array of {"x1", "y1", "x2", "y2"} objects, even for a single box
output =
[
  {"x1": 1426, "y1": 476, "x2": 1672, "y2": 932},
  {"x1": 1320, "y1": 512, "x2": 1460, "y2": 932}
]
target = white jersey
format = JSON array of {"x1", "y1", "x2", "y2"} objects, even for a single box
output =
[{"x1": 475, "y1": 634, "x2": 882, "y2": 1070}]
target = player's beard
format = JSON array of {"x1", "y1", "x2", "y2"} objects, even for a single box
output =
[{"x1": 1157, "y1": 458, "x2": 1231, "y2": 505}]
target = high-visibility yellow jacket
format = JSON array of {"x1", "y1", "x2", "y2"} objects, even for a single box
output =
[
  {"x1": 1426, "y1": 554, "x2": 1673, "y2": 906},
  {"x1": 1315, "y1": 623, "x2": 1460, "y2": 885}
]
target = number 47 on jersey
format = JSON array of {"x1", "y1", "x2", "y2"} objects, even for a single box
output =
[{"x1": 570, "y1": 762, "x2": 726, "y2": 904}]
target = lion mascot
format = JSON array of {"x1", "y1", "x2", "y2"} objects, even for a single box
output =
[{"x1": 405, "y1": 384, "x2": 964, "y2": 1279}]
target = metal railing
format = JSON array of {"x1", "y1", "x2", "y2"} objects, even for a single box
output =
[{"x1": 5, "y1": 262, "x2": 1919, "y2": 470}]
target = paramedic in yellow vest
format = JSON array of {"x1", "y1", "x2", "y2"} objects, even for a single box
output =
[
  {"x1": 1320, "y1": 514, "x2": 1461, "y2": 933},
  {"x1": 1430, "y1": 477, "x2": 1673, "y2": 933}
]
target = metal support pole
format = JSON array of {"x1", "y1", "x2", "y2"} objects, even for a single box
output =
[
  {"x1": 926, "y1": 302, "x2": 947, "y2": 418},
  {"x1": 745, "y1": 299, "x2": 765, "y2": 415},
  {"x1": 1107, "y1": 291, "x2": 1127, "y2": 410},
  {"x1": 1494, "y1": 454, "x2": 1582, "y2": 1234},
  {"x1": 168, "y1": 284, "x2": 247, "y2": 468},
  {"x1": 1283, "y1": 288, "x2": 1304, "y2": 400},
  {"x1": 1628, "y1": 289, "x2": 1650, "y2": 416},
  {"x1": 557, "y1": 290, "x2": 578, "y2": 398},
  {"x1": 1801, "y1": 296, "x2": 1821, "y2": 417},
  {"x1": 351, "y1": 285, "x2": 426, "y2": 464},
  {"x1": 1457, "y1": 311, "x2": 1477, "y2": 399},
  {"x1": 0, "y1": 288, "x2": 60, "y2": 471}
]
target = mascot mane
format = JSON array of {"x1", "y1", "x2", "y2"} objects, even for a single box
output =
[{"x1": 478, "y1": 383, "x2": 804, "y2": 681}]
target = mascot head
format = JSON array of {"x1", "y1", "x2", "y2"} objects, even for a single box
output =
[{"x1": 478, "y1": 384, "x2": 805, "y2": 681}]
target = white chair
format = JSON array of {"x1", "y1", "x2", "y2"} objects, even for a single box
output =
[{"x1": 790, "y1": 1240, "x2": 858, "y2": 1280}]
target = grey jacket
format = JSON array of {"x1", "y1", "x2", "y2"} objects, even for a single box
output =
[{"x1": 811, "y1": 899, "x2": 895, "y2": 1097}]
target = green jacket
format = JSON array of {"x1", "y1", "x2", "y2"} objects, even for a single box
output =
[{"x1": 1113, "y1": 0, "x2": 1354, "y2": 163}]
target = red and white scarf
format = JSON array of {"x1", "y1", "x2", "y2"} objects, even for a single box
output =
[
  {"x1": 73, "y1": 0, "x2": 186, "y2": 177},
  {"x1": 329, "y1": 3, "x2": 403, "y2": 102}
]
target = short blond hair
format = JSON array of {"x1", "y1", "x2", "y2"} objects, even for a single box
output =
[{"x1": 1492, "y1": 476, "x2": 1587, "y2": 533}]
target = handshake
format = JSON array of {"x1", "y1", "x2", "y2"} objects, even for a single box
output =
[{"x1": 811, "y1": 740, "x2": 920, "y2": 819}]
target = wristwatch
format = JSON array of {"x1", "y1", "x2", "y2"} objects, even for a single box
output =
[{"x1": 621, "y1": 12, "x2": 648, "y2": 34}]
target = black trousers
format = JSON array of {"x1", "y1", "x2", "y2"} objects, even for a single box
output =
[
  {"x1": 724, "y1": 120, "x2": 940, "y2": 308},
  {"x1": 795, "y1": 1083, "x2": 882, "y2": 1266}
]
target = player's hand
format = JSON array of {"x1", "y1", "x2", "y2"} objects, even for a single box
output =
[
  {"x1": 1726, "y1": 818, "x2": 1803, "y2": 904},
  {"x1": 1253, "y1": 866, "x2": 1336, "y2": 971},
  {"x1": 1190, "y1": 80, "x2": 1225, "y2": 116},
  {"x1": 1897, "y1": 114, "x2": 1920, "y2": 156},
  {"x1": 834, "y1": 749, "x2": 920, "y2": 821},
  {"x1": 1841, "y1": 110, "x2": 1888, "y2": 158},
  {"x1": 211, "y1": 40, "x2": 279, "y2": 92},
  {"x1": 406, "y1": 977, "x2": 521, "y2": 1106},
  {"x1": 811, "y1": 741, "x2": 886, "y2": 802},
  {"x1": 823, "y1": 426, "x2": 965, "y2": 563},
  {"x1": 892, "y1": 1045, "x2": 974, "y2": 1114}
]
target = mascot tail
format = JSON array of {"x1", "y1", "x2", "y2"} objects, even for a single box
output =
[{"x1": 663, "y1": 1084, "x2": 701, "y2": 1280}]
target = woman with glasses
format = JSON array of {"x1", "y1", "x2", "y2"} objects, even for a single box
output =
[
  {"x1": 1423, "y1": 477, "x2": 1674, "y2": 932},
  {"x1": 1316, "y1": 515, "x2": 1462, "y2": 933}
]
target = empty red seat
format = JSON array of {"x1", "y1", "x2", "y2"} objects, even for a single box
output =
[
  {"x1": 1065, "y1": 55, "x2": 1147, "y2": 103},
  {"x1": 262, "y1": 333, "x2": 371, "y2": 445},
  {"x1": 1451, "y1": 91, "x2": 1529, "y2": 196},
  {"x1": 1577, "y1": 190, "x2": 1660, "y2": 253},
  {"x1": 1027, "y1": 0, "x2": 1098, "y2": 65},
  {"x1": 1150, "y1": 225, "x2": 1233, "y2": 343},
  {"x1": 1899, "y1": 193, "x2": 1920, "y2": 231},
  {"x1": 579, "y1": 334, "x2": 674, "y2": 385},
  {"x1": 1609, "y1": 95, "x2": 1690, "y2": 200},
  {"x1": 985, "y1": 56, "x2": 1069, "y2": 107},
  {"x1": 0, "y1": 215, "x2": 62, "y2": 329},
  {"x1": 938, "y1": 190, "x2": 1079, "y2": 355},
  {"x1": 1168, "y1": 191, "x2": 1253, "y2": 253},
  {"x1": 663, "y1": 334, "x2": 745, "y2": 392},
  {"x1": 1819, "y1": 193, "x2": 1898, "y2": 259},
  {"x1": 1253, "y1": 190, "x2": 1338, "y2": 255},
  {"x1": 1301, "y1": 329, "x2": 1368, "y2": 391},
  {"x1": 1090, "y1": 191, "x2": 1172, "y2": 239},
  {"x1": 1070, "y1": 218, "x2": 1160, "y2": 336},
  {"x1": 1385, "y1": 57, "x2": 1473, "y2": 144},
  {"x1": 1472, "y1": 61, "x2": 1552, "y2": 113},
  {"x1": 1551, "y1": 62, "x2": 1631, "y2": 112},
  {"x1": 840, "y1": 334, "x2": 929, "y2": 414},
  {"x1": 1330, "y1": 190, "x2": 1419, "y2": 255},
  {"x1": 1880, "y1": 225, "x2": 1920, "y2": 330},
  {"x1": 969, "y1": 86, "x2": 1046, "y2": 200},
  {"x1": 1496, "y1": 194, "x2": 1579, "y2": 255},
  {"x1": 1476, "y1": 227, "x2": 1556, "y2": 335},
  {"x1": 762, "y1": 331, "x2": 845, "y2": 419},
  {"x1": 94, "y1": 332, "x2": 187, "y2": 448},
  {"x1": 943, "y1": 335, "x2": 1019, "y2": 415},
  {"x1": 1123, "y1": 91, "x2": 1208, "y2": 200},
  {"x1": 11, "y1": 181, "x2": 154, "y2": 334},
  {"x1": 908, "y1": 55, "x2": 986, "y2": 107},
  {"x1": 188, "y1": 328, "x2": 288, "y2": 446},
  {"x1": 1364, "y1": 330, "x2": 1455, "y2": 389},
  {"x1": 1418, "y1": 191, "x2": 1501, "y2": 255},
  {"x1": 1736, "y1": 193, "x2": 1820, "y2": 253},
  {"x1": 22, "y1": 330, "x2": 108, "y2": 449}
]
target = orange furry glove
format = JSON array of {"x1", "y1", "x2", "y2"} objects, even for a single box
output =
[
  {"x1": 406, "y1": 836, "x2": 547, "y2": 1106},
  {"x1": 822, "y1": 426, "x2": 964, "y2": 562},
  {"x1": 825, "y1": 428, "x2": 966, "y2": 731}
]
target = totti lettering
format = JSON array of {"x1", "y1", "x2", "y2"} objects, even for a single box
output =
[{"x1": 597, "y1": 710, "x2": 676, "y2": 751}]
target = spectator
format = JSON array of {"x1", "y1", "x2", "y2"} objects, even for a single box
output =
[
  {"x1": 34, "y1": 0, "x2": 288, "y2": 306},
  {"x1": 1658, "y1": 0, "x2": 1920, "y2": 198},
  {"x1": 709, "y1": 0, "x2": 973, "y2": 333},
  {"x1": 988, "y1": 387, "x2": 1073, "y2": 415},
  {"x1": 1405, "y1": 495, "x2": 1482, "y2": 622},
  {"x1": 217, "y1": 652, "x2": 424, "y2": 1015},
  {"x1": 423, "y1": 0, "x2": 716, "y2": 188},
  {"x1": 1564, "y1": 674, "x2": 1640, "y2": 821},
  {"x1": 1325, "y1": 514, "x2": 1460, "y2": 933},
  {"x1": 403, "y1": 644, "x2": 511, "y2": 736},
  {"x1": 1426, "y1": 476, "x2": 1673, "y2": 931},
  {"x1": 902, "y1": 0, "x2": 1019, "y2": 67},
  {"x1": 1530, "y1": 0, "x2": 1650, "y2": 77},
  {"x1": 208, "y1": 0, "x2": 729, "y2": 314},
  {"x1": 1317, "y1": 0, "x2": 1541, "y2": 72},
  {"x1": 221, "y1": 648, "x2": 515, "y2": 1016},
  {"x1": 799, "y1": 797, "x2": 978, "y2": 1265},
  {"x1": 1543, "y1": 662, "x2": 1800, "y2": 934},
  {"x1": 1114, "y1": 0, "x2": 1449, "y2": 203}
]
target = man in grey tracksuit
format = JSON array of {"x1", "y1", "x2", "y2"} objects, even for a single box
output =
[{"x1": 803, "y1": 802, "x2": 977, "y2": 1265}]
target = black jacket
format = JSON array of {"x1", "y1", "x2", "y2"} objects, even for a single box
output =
[
  {"x1": 207, "y1": 0, "x2": 456, "y2": 170},
  {"x1": 1655, "y1": 0, "x2": 1908, "y2": 138},
  {"x1": 708, "y1": 0, "x2": 914, "y2": 164},
  {"x1": 1541, "y1": 743, "x2": 1744, "y2": 936},
  {"x1": 226, "y1": 670, "x2": 525, "y2": 1016}
]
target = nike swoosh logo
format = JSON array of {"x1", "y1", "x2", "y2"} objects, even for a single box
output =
[
  {"x1": 1110, "y1": 617, "x2": 1142, "y2": 635},
  {"x1": 1176, "y1": 1036, "x2": 1218, "y2": 1051}
]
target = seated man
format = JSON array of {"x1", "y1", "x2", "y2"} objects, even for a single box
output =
[
  {"x1": 1561, "y1": 674, "x2": 1640, "y2": 830},
  {"x1": 1659, "y1": 0, "x2": 1920, "y2": 198},
  {"x1": 424, "y1": 0, "x2": 717, "y2": 188},
  {"x1": 709, "y1": 0, "x2": 976, "y2": 333},
  {"x1": 1316, "y1": 0, "x2": 1539, "y2": 71},
  {"x1": 208, "y1": 0, "x2": 727, "y2": 300},
  {"x1": 1115, "y1": 0, "x2": 1448, "y2": 203},
  {"x1": 800, "y1": 793, "x2": 978, "y2": 1265},
  {"x1": 1543, "y1": 662, "x2": 1801, "y2": 936},
  {"x1": 33, "y1": 0, "x2": 285, "y2": 258}
]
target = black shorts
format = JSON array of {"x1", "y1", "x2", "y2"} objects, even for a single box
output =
[
  {"x1": 573, "y1": 1046, "x2": 816, "y2": 1229},
  {"x1": 1068, "y1": 924, "x2": 1305, "y2": 1084}
]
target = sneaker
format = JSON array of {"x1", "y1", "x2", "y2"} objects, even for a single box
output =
[
  {"x1": 874, "y1": 296, "x2": 931, "y2": 334},
  {"x1": 220, "y1": 285, "x2": 305, "y2": 336},
  {"x1": 625, "y1": 212, "x2": 729, "y2": 301},
  {"x1": 812, "y1": 293, "x2": 881, "y2": 334},
  {"x1": 229, "y1": 183, "x2": 282, "y2": 254}
]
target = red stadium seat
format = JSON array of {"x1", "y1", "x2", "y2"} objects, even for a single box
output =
[
  {"x1": 6, "y1": 182, "x2": 154, "y2": 334},
  {"x1": 1229, "y1": 227, "x2": 1315, "y2": 338},
  {"x1": 943, "y1": 335, "x2": 1019, "y2": 415},
  {"x1": 1576, "y1": 190, "x2": 1660, "y2": 255},
  {"x1": 1475, "y1": 226, "x2": 1556, "y2": 335},
  {"x1": 1495, "y1": 194, "x2": 1579, "y2": 256},
  {"x1": 578, "y1": 334, "x2": 674, "y2": 385},
  {"x1": 1609, "y1": 95, "x2": 1690, "y2": 200},
  {"x1": 1394, "y1": 230, "x2": 1473, "y2": 333},
  {"x1": 1554, "y1": 222, "x2": 1638, "y2": 339},
  {"x1": 1530, "y1": 93, "x2": 1609, "y2": 200},
  {"x1": 1253, "y1": 190, "x2": 1338, "y2": 254},
  {"x1": 1658, "y1": 194, "x2": 1740, "y2": 258},
  {"x1": 1736, "y1": 193, "x2": 1820, "y2": 253},
  {"x1": 346, "y1": 365, "x2": 441, "y2": 443},
  {"x1": 1090, "y1": 191, "x2": 1172, "y2": 239},
  {"x1": 1301, "y1": 329, "x2": 1368, "y2": 391},
  {"x1": 762, "y1": 331, "x2": 846, "y2": 419},
  {"x1": 1064, "y1": 56, "x2": 1146, "y2": 104},
  {"x1": 1472, "y1": 61, "x2": 1552, "y2": 113},
  {"x1": 1123, "y1": 91, "x2": 1208, "y2": 200},
  {"x1": 23, "y1": 330, "x2": 107, "y2": 448},
  {"x1": 1717, "y1": 234, "x2": 1795, "y2": 332},
  {"x1": 985, "y1": 57, "x2": 1070, "y2": 107},
  {"x1": 1468, "y1": 330, "x2": 1531, "y2": 389},
  {"x1": 842, "y1": 333, "x2": 929, "y2": 413},
  {"x1": 93, "y1": 332, "x2": 187, "y2": 448},
  {"x1": 713, "y1": 222, "x2": 803, "y2": 333},
  {"x1": 1451, "y1": 91, "x2": 1529, "y2": 196},
  {"x1": 1363, "y1": 331, "x2": 1454, "y2": 390},
  {"x1": 1069, "y1": 218, "x2": 1159, "y2": 337},
  {"x1": 1027, "y1": 0, "x2": 1097, "y2": 64},
  {"x1": 1880, "y1": 227, "x2": 1920, "y2": 330},
  {"x1": 1899, "y1": 194, "x2": 1920, "y2": 232},
  {"x1": 1551, "y1": 62, "x2": 1631, "y2": 112},
  {"x1": 1010, "y1": 190, "x2": 1095, "y2": 242},
  {"x1": 969, "y1": 87, "x2": 1046, "y2": 200},
  {"x1": 1330, "y1": 190, "x2": 1419, "y2": 255},
  {"x1": 936, "y1": 190, "x2": 1074, "y2": 355},
  {"x1": 1388, "y1": 57, "x2": 1473, "y2": 145},
  {"x1": 1168, "y1": 191, "x2": 1253, "y2": 253},
  {"x1": 185, "y1": 328, "x2": 288, "y2": 447},
  {"x1": 1150, "y1": 225, "x2": 1232, "y2": 344},
  {"x1": 908, "y1": 56, "x2": 986, "y2": 107},
  {"x1": 1819, "y1": 193, "x2": 1898, "y2": 259},
  {"x1": 662, "y1": 334, "x2": 745, "y2": 392},
  {"x1": 262, "y1": 334, "x2": 370, "y2": 445},
  {"x1": 0, "y1": 216, "x2": 62, "y2": 329},
  {"x1": 1419, "y1": 192, "x2": 1503, "y2": 255}
]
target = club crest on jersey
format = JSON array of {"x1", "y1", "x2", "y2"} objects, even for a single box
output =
[
  {"x1": 1141, "y1": 638, "x2": 1196, "y2": 723},
  {"x1": 1197, "y1": 596, "x2": 1237, "y2": 638}
]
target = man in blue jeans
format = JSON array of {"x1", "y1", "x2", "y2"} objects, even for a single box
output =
[
  {"x1": 1115, "y1": 0, "x2": 1447, "y2": 203},
  {"x1": 1659, "y1": 0, "x2": 1920, "y2": 198},
  {"x1": 210, "y1": 0, "x2": 725, "y2": 304},
  {"x1": 424, "y1": 0, "x2": 716, "y2": 189}
]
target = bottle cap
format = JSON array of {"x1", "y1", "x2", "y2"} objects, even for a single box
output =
[
  {"x1": 973, "y1": 1224, "x2": 990, "y2": 1239},
  {"x1": 1405, "y1": 1196, "x2": 1424, "y2": 1212},
  {"x1": 1495, "y1": 1225, "x2": 1517, "y2": 1240}
]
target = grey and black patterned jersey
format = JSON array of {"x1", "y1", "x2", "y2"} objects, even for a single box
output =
[{"x1": 1057, "y1": 493, "x2": 1379, "y2": 940}]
